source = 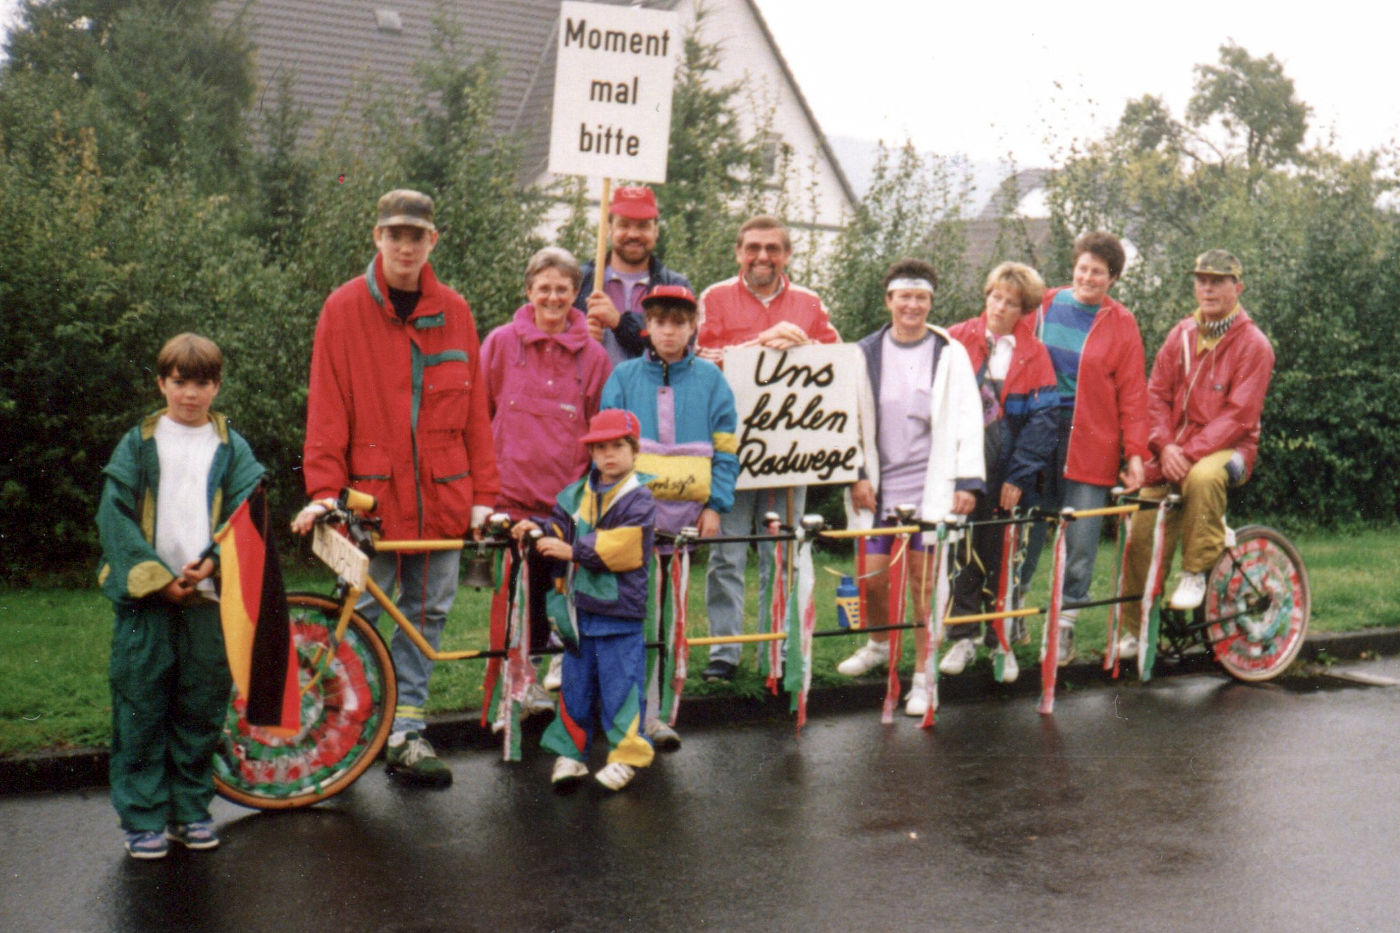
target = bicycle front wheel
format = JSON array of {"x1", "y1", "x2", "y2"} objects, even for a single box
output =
[
  {"x1": 213, "y1": 593, "x2": 396, "y2": 809},
  {"x1": 1204, "y1": 526, "x2": 1310, "y2": 683}
]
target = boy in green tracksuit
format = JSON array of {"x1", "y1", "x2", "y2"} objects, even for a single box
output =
[{"x1": 96, "y1": 334, "x2": 264, "y2": 859}]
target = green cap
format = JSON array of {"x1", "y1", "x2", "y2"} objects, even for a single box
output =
[
  {"x1": 377, "y1": 189, "x2": 436, "y2": 231},
  {"x1": 1193, "y1": 249, "x2": 1242, "y2": 279}
]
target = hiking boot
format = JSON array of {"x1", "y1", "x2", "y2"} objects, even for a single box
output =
[
  {"x1": 124, "y1": 831, "x2": 168, "y2": 860},
  {"x1": 938, "y1": 638, "x2": 977, "y2": 676},
  {"x1": 1169, "y1": 572, "x2": 1207, "y2": 610},
  {"x1": 646, "y1": 719, "x2": 682, "y2": 751},
  {"x1": 836, "y1": 639, "x2": 890, "y2": 677},
  {"x1": 166, "y1": 819, "x2": 219, "y2": 851},
  {"x1": 385, "y1": 731, "x2": 453, "y2": 787},
  {"x1": 595, "y1": 761, "x2": 636, "y2": 791}
]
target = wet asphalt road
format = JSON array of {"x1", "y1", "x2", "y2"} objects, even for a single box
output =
[{"x1": 4, "y1": 660, "x2": 1400, "y2": 933}]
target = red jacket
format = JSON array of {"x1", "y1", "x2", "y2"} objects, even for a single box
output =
[
  {"x1": 696, "y1": 275, "x2": 840, "y2": 351},
  {"x1": 1035, "y1": 288, "x2": 1150, "y2": 486},
  {"x1": 304, "y1": 255, "x2": 500, "y2": 539},
  {"x1": 1144, "y1": 306, "x2": 1274, "y2": 484}
]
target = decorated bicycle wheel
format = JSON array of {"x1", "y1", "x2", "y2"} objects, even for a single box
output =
[
  {"x1": 213, "y1": 593, "x2": 395, "y2": 809},
  {"x1": 1204, "y1": 526, "x2": 1310, "y2": 683}
]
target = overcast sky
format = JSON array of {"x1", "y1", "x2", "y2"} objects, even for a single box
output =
[
  {"x1": 754, "y1": 0, "x2": 1398, "y2": 166},
  {"x1": 3, "y1": 0, "x2": 1394, "y2": 168}
]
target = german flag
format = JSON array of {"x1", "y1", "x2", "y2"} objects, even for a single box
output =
[{"x1": 213, "y1": 485, "x2": 300, "y2": 733}]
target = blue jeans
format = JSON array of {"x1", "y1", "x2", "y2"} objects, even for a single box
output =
[
  {"x1": 1020, "y1": 413, "x2": 1112, "y2": 608},
  {"x1": 704, "y1": 486, "x2": 807, "y2": 666},
  {"x1": 357, "y1": 550, "x2": 461, "y2": 733}
]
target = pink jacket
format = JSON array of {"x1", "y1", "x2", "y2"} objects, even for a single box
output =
[
  {"x1": 1035, "y1": 288, "x2": 1150, "y2": 486},
  {"x1": 696, "y1": 275, "x2": 840, "y2": 351},
  {"x1": 1145, "y1": 306, "x2": 1274, "y2": 484},
  {"x1": 481, "y1": 304, "x2": 613, "y2": 517},
  {"x1": 304, "y1": 256, "x2": 500, "y2": 539}
]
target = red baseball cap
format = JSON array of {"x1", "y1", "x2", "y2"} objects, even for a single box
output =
[
  {"x1": 580, "y1": 409, "x2": 641, "y2": 445},
  {"x1": 640, "y1": 283, "x2": 697, "y2": 312},
  {"x1": 610, "y1": 186, "x2": 658, "y2": 220}
]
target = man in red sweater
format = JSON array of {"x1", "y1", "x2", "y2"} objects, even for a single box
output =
[
  {"x1": 694, "y1": 215, "x2": 840, "y2": 681},
  {"x1": 1120, "y1": 249, "x2": 1274, "y2": 656}
]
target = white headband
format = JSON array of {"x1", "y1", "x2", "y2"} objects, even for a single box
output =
[{"x1": 886, "y1": 277, "x2": 935, "y2": 294}]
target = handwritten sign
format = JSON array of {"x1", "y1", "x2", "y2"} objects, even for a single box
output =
[
  {"x1": 548, "y1": 1, "x2": 680, "y2": 182},
  {"x1": 725, "y1": 344, "x2": 865, "y2": 491}
]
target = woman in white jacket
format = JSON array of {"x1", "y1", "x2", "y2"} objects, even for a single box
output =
[{"x1": 835, "y1": 258, "x2": 985, "y2": 716}]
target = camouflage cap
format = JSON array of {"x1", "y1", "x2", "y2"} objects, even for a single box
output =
[
  {"x1": 1193, "y1": 249, "x2": 1242, "y2": 279},
  {"x1": 377, "y1": 189, "x2": 436, "y2": 231}
]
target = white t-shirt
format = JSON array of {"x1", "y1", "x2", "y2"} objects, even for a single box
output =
[
  {"x1": 877, "y1": 330, "x2": 935, "y2": 518},
  {"x1": 155, "y1": 416, "x2": 220, "y2": 596}
]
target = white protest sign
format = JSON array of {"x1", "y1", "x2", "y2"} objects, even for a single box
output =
[
  {"x1": 725, "y1": 344, "x2": 866, "y2": 491},
  {"x1": 548, "y1": 1, "x2": 680, "y2": 182}
]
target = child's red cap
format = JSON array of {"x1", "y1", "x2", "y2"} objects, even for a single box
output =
[
  {"x1": 640, "y1": 283, "x2": 697, "y2": 312},
  {"x1": 580, "y1": 409, "x2": 641, "y2": 445}
]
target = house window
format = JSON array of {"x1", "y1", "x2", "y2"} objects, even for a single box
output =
[{"x1": 375, "y1": 9, "x2": 403, "y2": 33}]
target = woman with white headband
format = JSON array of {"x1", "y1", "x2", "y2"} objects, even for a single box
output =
[{"x1": 835, "y1": 258, "x2": 985, "y2": 717}]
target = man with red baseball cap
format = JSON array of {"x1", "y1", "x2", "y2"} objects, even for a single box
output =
[{"x1": 575, "y1": 185, "x2": 693, "y2": 365}]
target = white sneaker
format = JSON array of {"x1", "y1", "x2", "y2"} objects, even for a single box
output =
[
  {"x1": 595, "y1": 761, "x2": 636, "y2": 791},
  {"x1": 1057, "y1": 623, "x2": 1075, "y2": 666},
  {"x1": 938, "y1": 638, "x2": 977, "y2": 676},
  {"x1": 523, "y1": 682, "x2": 556, "y2": 717},
  {"x1": 996, "y1": 648, "x2": 1019, "y2": 683},
  {"x1": 1169, "y1": 572, "x2": 1207, "y2": 610},
  {"x1": 903, "y1": 673, "x2": 930, "y2": 718},
  {"x1": 551, "y1": 756, "x2": 589, "y2": 785},
  {"x1": 645, "y1": 719, "x2": 681, "y2": 751},
  {"x1": 837, "y1": 639, "x2": 890, "y2": 677},
  {"x1": 543, "y1": 654, "x2": 563, "y2": 691},
  {"x1": 1118, "y1": 634, "x2": 1139, "y2": 660}
]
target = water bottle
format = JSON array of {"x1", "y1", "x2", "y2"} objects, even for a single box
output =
[{"x1": 835, "y1": 575, "x2": 861, "y2": 629}]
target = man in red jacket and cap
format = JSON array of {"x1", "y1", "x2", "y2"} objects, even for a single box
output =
[
  {"x1": 293, "y1": 189, "x2": 500, "y2": 785},
  {"x1": 1120, "y1": 249, "x2": 1275, "y2": 658}
]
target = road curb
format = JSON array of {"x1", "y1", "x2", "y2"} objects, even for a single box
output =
[{"x1": 6, "y1": 627, "x2": 1398, "y2": 797}]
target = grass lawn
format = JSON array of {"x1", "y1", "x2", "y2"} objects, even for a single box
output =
[{"x1": 3, "y1": 525, "x2": 1397, "y2": 756}]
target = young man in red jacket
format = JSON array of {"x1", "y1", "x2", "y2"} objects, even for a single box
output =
[
  {"x1": 1119, "y1": 249, "x2": 1275, "y2": 657},
  {"x1": 292, "y1": 189, "x2": 500, "y2": 786}
]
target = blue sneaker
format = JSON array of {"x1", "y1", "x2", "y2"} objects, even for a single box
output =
[
  {"x1": 166, "y1": 819, "x2": 220, "y2": 850},
  {"x1": 124, "y1": 830, "x2": 169, "y2": 860}
]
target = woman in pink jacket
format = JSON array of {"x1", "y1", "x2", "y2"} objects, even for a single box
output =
[
  {"x1": 482, "y1": 247, "x2": 613, "y2": 706},
  {"x1": 1022, "y1": 232, "x2": 1149, "y2": 663}
]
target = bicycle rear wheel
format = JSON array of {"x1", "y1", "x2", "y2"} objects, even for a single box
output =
[
  {"x1": 1204, "y1": 526, "x2": 1310, "y2": 682},
  {"x1": 213, "y1": 593, "x2": 395, "y2": 809}
]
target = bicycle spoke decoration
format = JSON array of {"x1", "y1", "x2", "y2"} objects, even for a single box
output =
[
  {"x1": 1038, "y1": 513, "x2": 1068, "y2": 714},
  {"x1": 499, "y1": 553, "x2": 533, "y2": 762},
  {"x1": 920, "y1": 525, "x2": 951, "y2": 728},
  {"x1": 782, "y1": 523, "x2": 817, "y2": 730},
  {"x1": 1137, "y1": 500, "x2": 1173, "y2": 682},
  {"x1": 480, "y1": 547, "x2": 514, "y2": 729},
  {"x1": 1105, "y1": 505, "x2": 1135, "y2": 677},
  {"x1": 882, "y1": 531, "x2": 910, "y2": 724},
  {"x1": 659, "y1": 547, "x2": 691, "y2": 727},
  {"x1": 991, "y1": 521, "x2": 1019, "y2": 684}
]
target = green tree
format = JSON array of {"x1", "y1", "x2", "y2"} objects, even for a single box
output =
[
  {"x1": 1045, "y1": 42, "x2": 1399, "y2": 524},
  {"x1": 652, "y1": 7, "x2": 772, "y2": 293},
  {"x1": 823, "y1": 142, "x2": 974, "y2": 338}
]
